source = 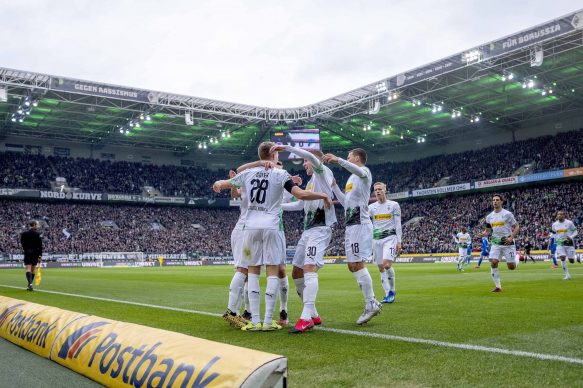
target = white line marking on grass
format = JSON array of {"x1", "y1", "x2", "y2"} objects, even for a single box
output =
[
  {"x1": 316, "y1": 327, "x2": 583, "y2": 365},
  {"x1": 0, "y1": 284, "x2": 221, "y2": 318},
  {"x1": 2, "y1": 284, "x2": 582, "y2": 366}
]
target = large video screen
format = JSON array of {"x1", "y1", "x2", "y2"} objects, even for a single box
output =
[{"x1": 271, "y1": 128, "x2": 320, "y2": 160}]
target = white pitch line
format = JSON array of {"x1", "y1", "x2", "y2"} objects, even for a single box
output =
[
  {"x1": 0, "y1": 284, "x2": 221, "y2": 318},
  {"x1": 1, "y1": 284, "x2": 582, "y2": 366}
]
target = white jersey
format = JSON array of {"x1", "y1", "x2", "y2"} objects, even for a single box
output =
[
  {"x1": 342, "y1": 163, "x2": 372, "y2": 225},
  {"x1": 231, "y1": 167, "x2": 293, "y2": 230},
  {"x1": 233, "y1": 190, "x2": 249, "y2": 231},
  {"x1": 551, "y1": 219, "x2": 577, "y2": 246},
  {"x1": 485, "y1": 209, "x2": 517, "y2": 245},
  {"x1": 303, "y1": 165, "x2": 337, "y2": 229},
  {"x1": 368, "y1": 200, "x2": 402, "y2": 242},
  {"x1": 455, "y1": 232, "x2": 471, "y2": 248}
]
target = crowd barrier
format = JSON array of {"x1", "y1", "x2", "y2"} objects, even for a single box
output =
[{"x1": 0, "y1": 296, "x2": 287, "y2": 387}]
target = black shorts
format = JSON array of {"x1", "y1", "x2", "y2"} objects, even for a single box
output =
[{"x1": 23, "y1": 255, "x2": 39, "y2": 266}]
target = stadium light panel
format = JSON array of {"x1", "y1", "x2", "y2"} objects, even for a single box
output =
[{"x1": 11, "y1": 117, "x2": 16, "y2": 122}]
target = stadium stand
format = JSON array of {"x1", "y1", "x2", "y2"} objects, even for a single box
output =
[
  {"x1": 2, "y1": 129, "x2": 582, "y2": 196},
  {"x1": 1, "y1": 181, "x2": 581, "y2": 256}
]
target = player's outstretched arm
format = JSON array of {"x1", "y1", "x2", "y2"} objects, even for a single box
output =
[
  {"x1": 282, "y1": 200, "x2": 304, "y2": 211},
  {"x1": 271, "y1": 145, "x2": 322, "y2": 169},
  {"x1": 290, "y1": 186, "x2": 332, "y2": 209},
  {"x1": 212, "y1": 179, "x2": 234, "y2": 193},
  {"x1": 236, "y1": 160, "x2": 275, "y2": 173},
  {"x1": 324, "y1": 153, "x2": 367, "y2": 178},
  {"x1": 228, "y1": 170, "x2": 240, "y2": 199},
  {"x1": 330, "y1": 177, "x2": 346, "y2": 207}
]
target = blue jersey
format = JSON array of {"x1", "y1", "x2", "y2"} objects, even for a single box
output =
[
  {"x1": 549, "y1": 237, "x2": 556, "y2": 254},
  {"x1": 466, "y1": 243, "x2": 472, "y2": 255},
  {"x1": 481, "y1": 237, "x2": 490, "y2": 256}
]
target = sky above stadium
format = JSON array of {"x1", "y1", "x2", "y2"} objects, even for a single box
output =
[{"x1": 0, "y1": 0, "x2": 579, "y2": 107}]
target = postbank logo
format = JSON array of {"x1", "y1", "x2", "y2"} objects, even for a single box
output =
[
  {"x1": 491, "y1": 221, "x2": 505, "y2": 227},
  {"x1": 55, "y1": 321, "x2": 222, "y2": 387},
  {"x1": 4, "y1": 308, "x2": 58, "y2": 349},
  {"x1": 345, "y1": 183, "x2": 353, "y2": 193},
  {"x1": 374, "y1": 214, "x2": 392, "y2": 221},
  {"x1": 57, "y1": 321, "x2": 110, "y2": 360},
  {"x1": 0, "y1": 303, "x2": 25, "y2": 328},
  {"x1": 306, "y1": 182, "x2": 313, "y2": 192}
]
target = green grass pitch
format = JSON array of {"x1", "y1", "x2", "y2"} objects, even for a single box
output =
[{"x1": 1, "y1": 263, "x2": 582, "y2": 387}]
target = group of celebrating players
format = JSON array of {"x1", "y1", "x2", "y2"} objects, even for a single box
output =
[
  {"x1": 212, "y1": 142, "x2": 578, "y2": 334},
  {"x1": 213, "y1": 142, "x2": 401, "y2": 333}
]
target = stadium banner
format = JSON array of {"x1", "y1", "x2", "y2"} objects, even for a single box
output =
[
  {"x1": 564, "y1": 167, "x2": 583, "y2": 177},
  {"x1": 475, "y1": 176, "x2": 518, "y2": 188},
  {"x1": 387, "y1": 191, "x2": 409, "y2": 200},
  {"x1": 187, "y1": 197, "x2": 230, "y2": 208},
  {"x1": 40, "y1": 191, "x2": 104, "y2": 201},
  {"x1": 0, "y1": 188, "x2": 38, "y2": 197},
  {"x1": 391, "y1": 56, "x2": 464, "y2": 88},
  {"x1": 0, "y1": 296, "x2": 87, "y2": 358},
  {"x1": 518, "y1": 170, "x2": 564, "y2": 183},
  {"x1": 51, "y1": 315, "x2": 287, "y2": 387},
  {"x1": 482, "y1": 11, "x2": 583, "y2": 59},
  {"x1": 50, "y1": 77, "x2": 159, "y2": 104},
  {"x1": 412, "y1": 183, "x2": 470, "y2": 197}
]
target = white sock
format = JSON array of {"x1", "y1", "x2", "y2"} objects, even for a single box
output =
[
  {"x1": 491, "y1": 267, "x2": 501, "y2": 288},
  {"x1": 387, "y1": 267, "x2": 396, "y2": 292},
  {"x1": 458, "y1": 256, "x2": 465, "y2": 268},
  {"x1": 294, "y1": 277, "x2": 305, "y2": 300},
  {"x1": 380, "y1": 270, "x2": 390, "y2": 295},
  {"x1": 247, "y1": 274, "x2": 261, "y2": 325},
  {"x1": 561, "y1": 260, "x2": 570, "y2": 275},
  {"x1": 264, "y1": 276, "x2": 279, "y2": 324},
  {"x1": 301, "y1": 272, "x2": 319, "y2": 321},
  {"x1": 353, "y1": 268, "x2": 375, "y2": 303},
  {"x1": 243, "y1": 282, "x2": 250, "y2": 312},
  {"x1": 227, "y1": 272, "x2": 246, "y2": 312},
  {"x1": 279, "y1": 276, "x2": 289, "y2": 311}
]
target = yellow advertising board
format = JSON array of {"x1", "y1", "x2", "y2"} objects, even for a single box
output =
[
  {"x1": 0, "y1": 297, "x2": 287, "y2": 387},
  {"x1": 0, "y1": 296, "x2": 87, "y2": 358}
]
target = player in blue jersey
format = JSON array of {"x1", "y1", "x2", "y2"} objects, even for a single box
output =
[
  {"x1": 548, "y1": 232, "x2": 558, "y2": 268},
  {"x1": 475, "y1": 236, "x2": 490, "y2": 269},
  {"x1": 465, "y1": 242, "x2": 473, "y2": 265}
]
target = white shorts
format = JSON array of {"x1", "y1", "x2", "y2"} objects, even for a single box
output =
[
  {"x1": 231, "y1": 228, "x2": 246, "y2": 269},
  {"x1": 292, "y1": 226, "x2": 332, "y2": 269},
  {"x1": 372, "y1": 235, "x2": 398, "y2": 264},
  {"x1": 489, "y1": 244, "x2": 516, "y2": 263},
  {"x1": 458, "y1": 247, "x2": 467, "y2": 257},
  {"x1": 241, "y1": 229, "x2": 286, "y2": 266},
  {"x1": 556, "y1": 245, "x2": 576, "y2": 259},
  {"x1": 279, "y1": 230, "x2": 287, "y2": 265},
  {"x1": 345, "y1": 224, "x2": 373, "y2": 263}
]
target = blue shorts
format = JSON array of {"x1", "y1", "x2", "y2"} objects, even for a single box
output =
[{"x1": 481, "y1": 251, "x2": 489, "y2": 257}]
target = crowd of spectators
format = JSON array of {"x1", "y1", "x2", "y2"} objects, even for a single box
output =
[
  {"x1": 1, "y1": 181, "x2": 581, "y2": 256},
  {"x1": 1, "y1": 129, "x2": 581, "y2": 197}
]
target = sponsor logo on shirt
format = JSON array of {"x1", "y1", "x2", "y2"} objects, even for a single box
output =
[
  {"x1": 345, "y1": 183, "x2": 353, "y2": 193},
  {"x1": 491, "y1": 221, "x2": 505, "y2": 227},
  {"x1": 374, "y1": 214, "x2": 392, "y2": 220}
]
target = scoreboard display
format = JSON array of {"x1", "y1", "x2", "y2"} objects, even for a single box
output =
[{"x1": 271, "y1": 128, "x2": 320, "y2": 160}]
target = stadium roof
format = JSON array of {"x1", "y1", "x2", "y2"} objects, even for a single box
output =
[{"x1": 1, "y1": 9, "x2": 582, "y2": 157}]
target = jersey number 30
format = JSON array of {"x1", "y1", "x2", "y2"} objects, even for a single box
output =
[{"x1": 250, "y1": 179, "x2": 269, "y2": 204}]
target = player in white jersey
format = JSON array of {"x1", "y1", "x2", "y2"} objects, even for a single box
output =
[
  {"x1": 324, "y1": 148, "x2": 382, "y2": 325},
  {"x1": 368, "y1": 182, "x2": 402, "y2": 304},
  {"x1": 454, "y1": 227, "x2": 471, "y2": 272},
  {"x1": 222, "y1": 169, "x2": 252, "y2": 328},
  {"x1": 271, "y1": 144, "x2": 337, "y2": 333},
  {"x1": 213, "y1": 142, "x2": 332, "y2": 332},
  {"x1": 236, "y1": 159, "x2": 300, "y2": 326},
  {"x1": 482, "y1": 194, "x2": 520, "y2": 292},
  {"x1": 551, "y1": 210, "x2": 578, "y2": 280}
]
